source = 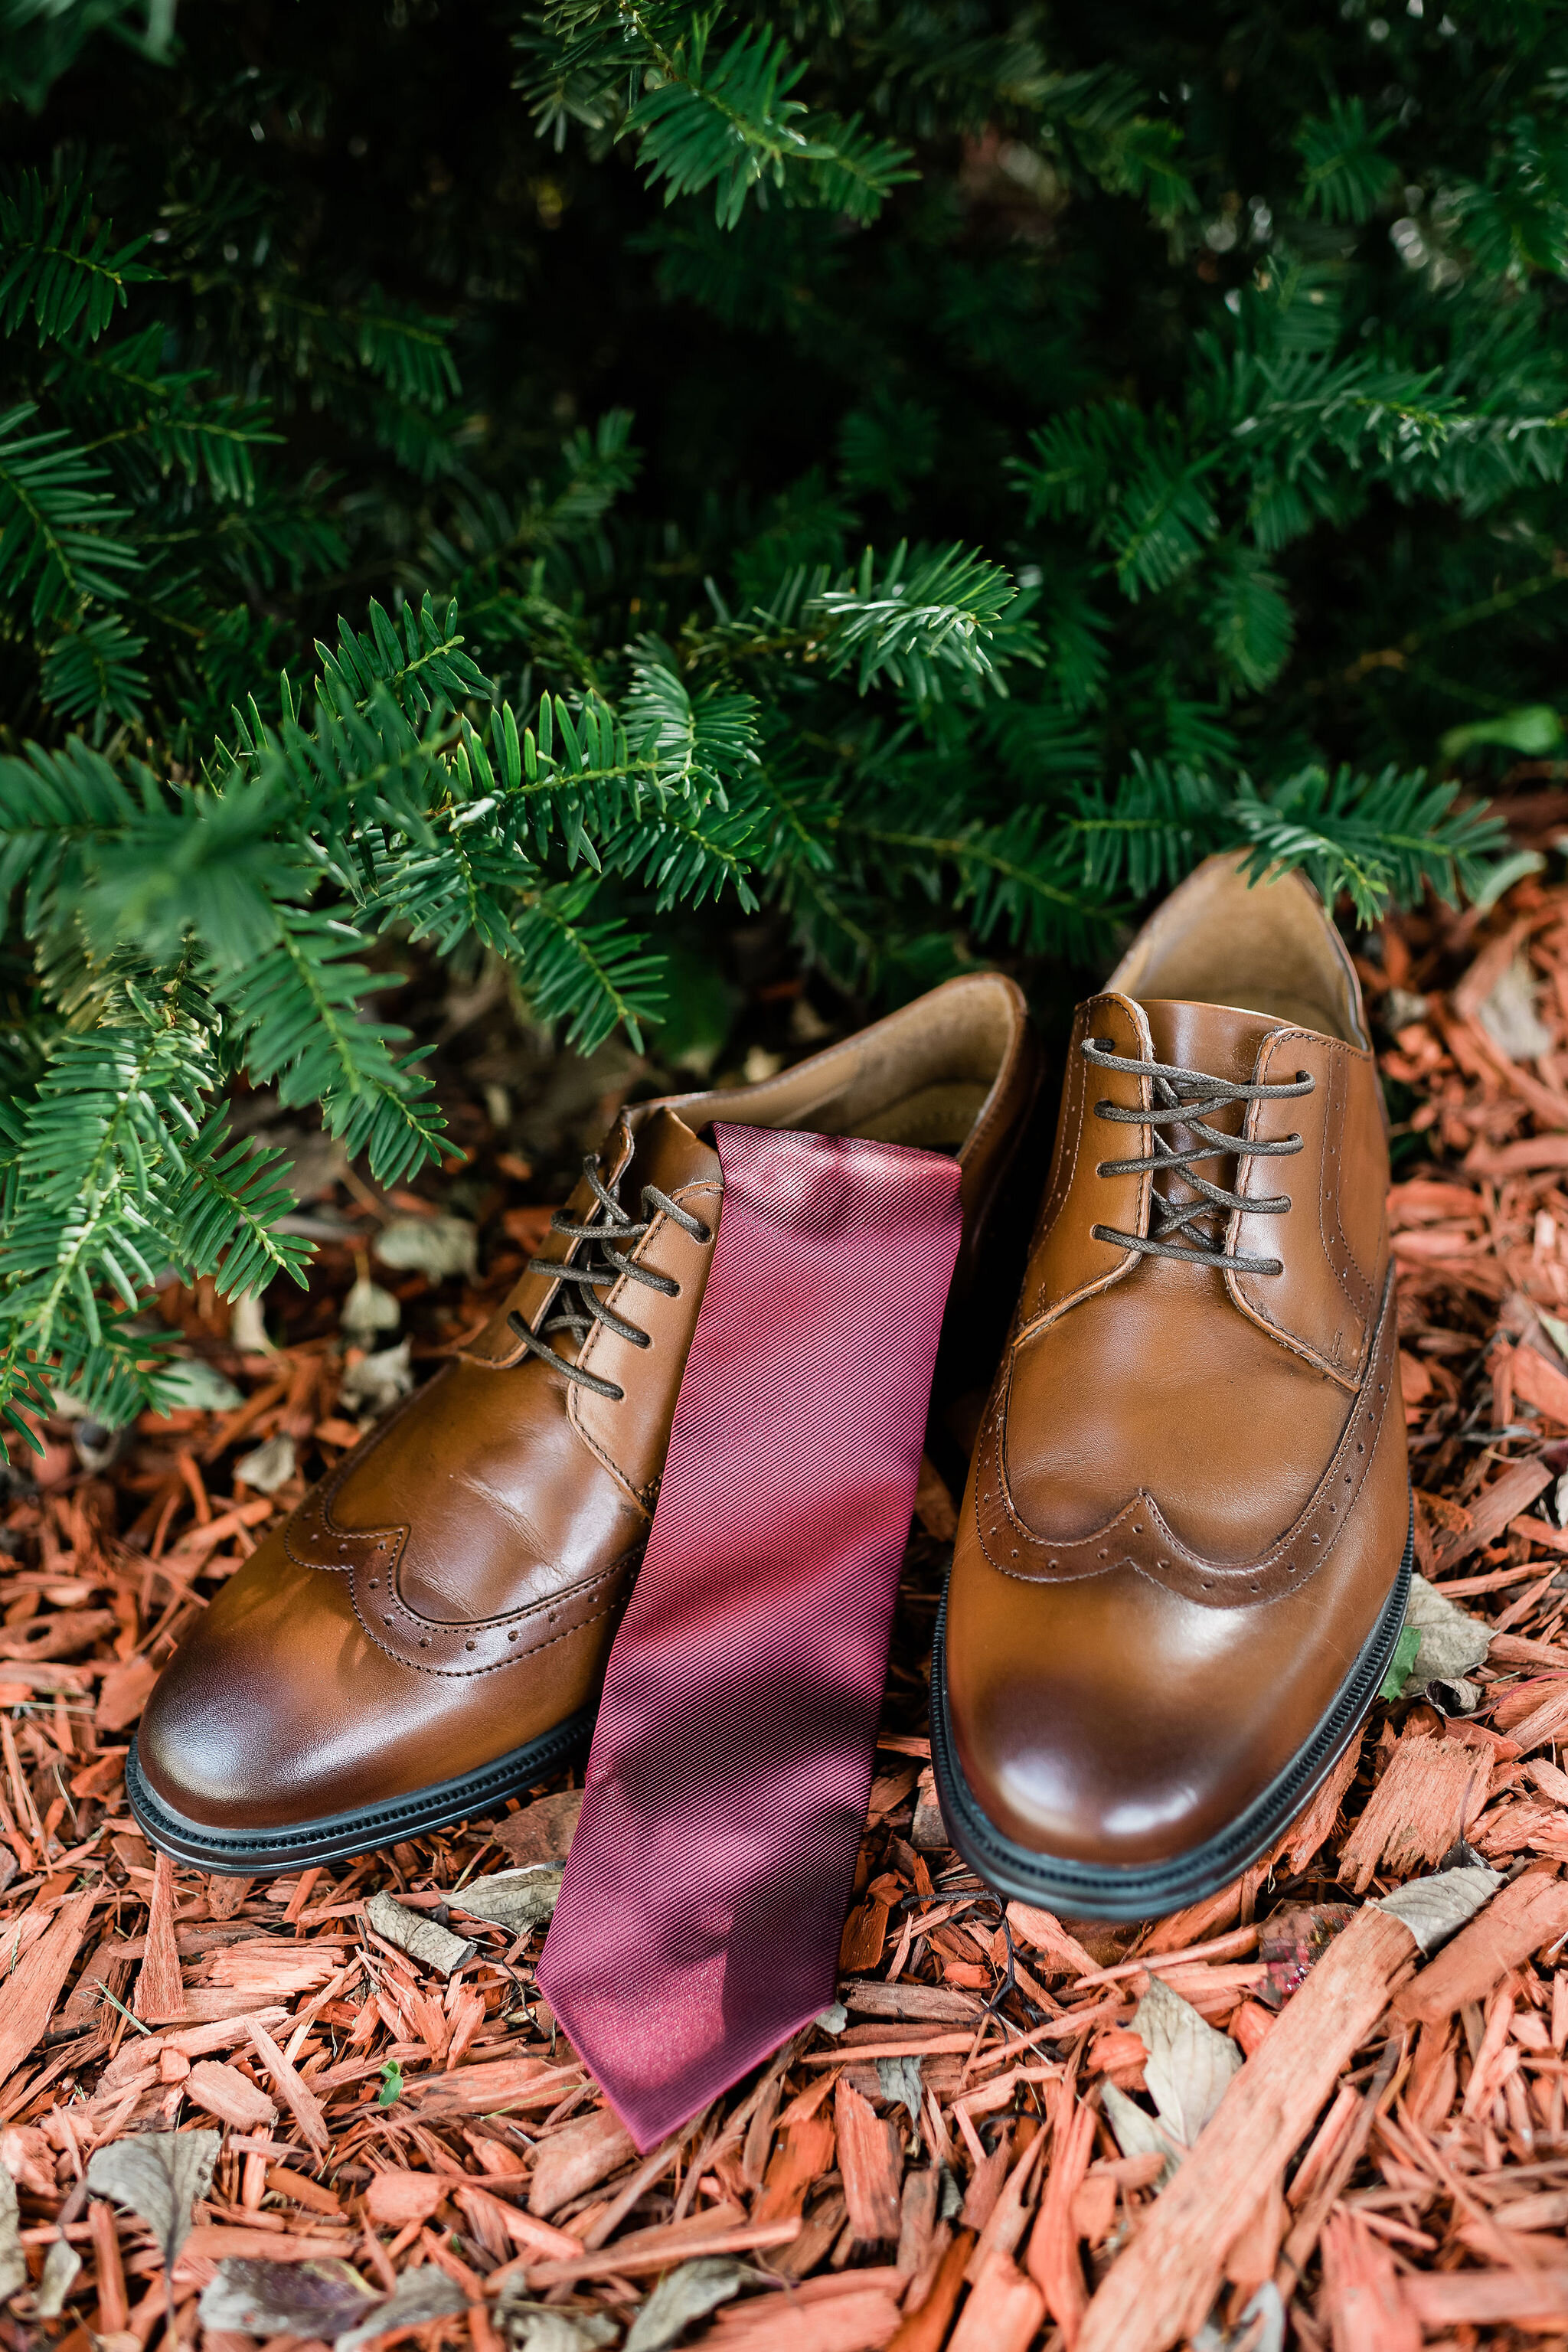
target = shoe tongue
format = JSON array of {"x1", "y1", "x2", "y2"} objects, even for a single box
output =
[
  {"x1": 623, "y1": 1105, "x2": 721, "y2": 1200},
  {"x1": 461, "y1": 1106, "x2": 717, "y2": 1369},
  {"x1": 1136, "y1": 998, "x2": 1282, "y2": 1089},
  {"x1": 1129, "y1": 999, "x2": 1283, "y2": 1236}
]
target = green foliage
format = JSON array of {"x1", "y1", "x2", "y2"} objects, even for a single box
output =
[
  {"x1": 1295, "y1": 96, "x2": 1400, "y2": 226},
  {"x1": 0, "y1": 172, "x2": 152, "y2": 343},
  {"x1": 3, "y1": 0, "x2": 1560, "y2": 1434},
  {"x1": 518, "y1": 2, "x2": 915, "y2": 224},
  {"x1": 1061, "y1": 764, "x2": 1499, "y2": 929},
  {"x1": 1380, "y1": 1622, "x2": 1425, "y2": 1704}
]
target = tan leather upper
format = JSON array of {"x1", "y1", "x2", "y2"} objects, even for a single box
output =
[
  {"x1": 137, "y1": 973, "x2": 1040, "y2": 1831},
  {"x1": 946, "y1": 857, "x2": 1409, "y2": 1869}
]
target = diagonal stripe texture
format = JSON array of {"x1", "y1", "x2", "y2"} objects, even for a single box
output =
[{"x1": 537, "y1": 1121, "x2": 964, "y2": 2149}]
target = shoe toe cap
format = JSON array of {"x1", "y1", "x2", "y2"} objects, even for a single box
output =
[
  {"x1": 942, "y1": 1551, "x2": 1354, "y2": 1872},
  {"x1": 134, "y1": 1535, "x2": 407, "y2": 1833}
]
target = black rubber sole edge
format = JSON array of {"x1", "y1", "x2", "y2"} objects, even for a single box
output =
[
  {"x1": 125, "y1": 1704, "x2": 597, "y2": 1871},
  {"x1": 930, "y1": 1499, "x2": 1415, "y2": 1922}
]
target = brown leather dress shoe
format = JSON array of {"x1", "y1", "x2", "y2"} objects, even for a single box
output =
[
  {"x1": 129, "y1": 975, "x2": 1040, "y2": 1868},
  {"x1": 933, "y1": 855, "x2": 1411, "y2": 1919}
]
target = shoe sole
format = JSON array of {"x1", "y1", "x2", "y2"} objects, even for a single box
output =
[
  {"x1": 124, "y1": 1705, "x2": 596, "y2": 1871},
  {"x1": 929, "y1": 1498, "x2": 1414, "y2": 1922}
]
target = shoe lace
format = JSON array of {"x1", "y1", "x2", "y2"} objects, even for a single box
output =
[
  {"x1": 508, "y1": 1153, "x2": 712, "y2": 1400},
  {"x1": 1083, "y1": 1035, "x2": 1313, "y2": 1277}
]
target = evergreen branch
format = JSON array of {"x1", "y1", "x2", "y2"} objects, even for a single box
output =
[
  {"x1": 212, "y1": 906, "x2": 449, "y2": 1184},
  {"x1": 0, "y1": 400, "x2": 139, "y2": 622},
  {"x1": 601, "y1": 792, "x2": 763, "y2": 911},
  {"x1": 622, "y1": 658, "x2": 760, "y2": 800},
  {"x1": 626, "y1": 19, "x2": 820, "y2": 227},
  {"x1": 1063, "y1": 763, "x2": 1230, "y2": 897},
  {"x1": 844, "y1": 808, "x2": 1112, "y2": 957},
  {"x1": 802, "y1": 115, "x2": 919, "y2": 223},
  {"x1": 515, "y1": 883, "x2": 667, "y2": 1051},
  {"x1": 1231, "y1": 772, "x2": 1511, "y2": 925},
  {"x1": 165, "y1": 1121, "x2": 313, "y2": 1297},
  {"x1": 808, "y1": 542, "x2": 1018, "y2": 694},
  {"x1": 5, "y1": 998, "x2": 209, "y2": 1351},
  {"x1": 0, "y1": 170, "x2": 154, "y2": 344},
  {"x1": 40, "y1": 614, "x2": 149, "y2": 726},
  {"x1": 253, "y1": 286, "x2": 461, "y2": 409},
  {"x1": 518, "y1": 2, "x2": 913, "y2": 225},
  {"x1": 1295, "y1": 95, "x2": 1400, "y2": 225}
]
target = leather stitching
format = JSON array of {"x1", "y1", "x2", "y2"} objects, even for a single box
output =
[
  {"x1": 1316, "y1": 1049, "x2": 1373, "y2": 1364},
  {"x1": 352, "y1": 1592, "x2": 624, "y2": 1681},
  {"x1": 349, "y1": 1552, "x2": 635, "y2": 1678},
  {"x1": 1315, "y1": 1047, "x2": 1378, "y2": 1346},
  {"x1": 567, "y1": 1385, "x2": 652, "y2": 1508},
  {"x1": 280, "y1": 1383, "x2": 426, "y2": 1576},
  {"x1": 973, "y1": 1269, "x2": 1400, "y2": 1606},
  {"x1": 1223, "y1": 1031, "x2": 1359, "y2": 1389},
  {"x1": 1025, "y1": 996, "x2": 1150, "y2": 1328},
  {"x1": 568, "y1": 1175, "x2": 721, "y2": 1502},
  {"x1": 1029, "y1": 1007, "x2": 1085, "y2": 1272}
]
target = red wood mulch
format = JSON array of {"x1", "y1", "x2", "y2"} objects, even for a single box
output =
[{"x1": 10, "y1": 871, "x2": 1568, "y2": 2351}]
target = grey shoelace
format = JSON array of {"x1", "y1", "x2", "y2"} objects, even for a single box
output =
[
  {"x1": 1083, "y1": 1034, "x2": 1313, "y2": 1276},
  {"x1": 508, "y1": 1153, "x2": 712, "y2": 1400}
]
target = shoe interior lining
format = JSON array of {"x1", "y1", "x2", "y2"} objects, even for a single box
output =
[
  {"x1": 1106, "y1": 855, "x2": 1367, "y2": 1047},
  {"x1": 669, "y1": 975, "x2": 1016, "y2": 1154}
]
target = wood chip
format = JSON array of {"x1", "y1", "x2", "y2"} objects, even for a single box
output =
[
  {"x1": 183, "y1": 2060, "x2": 276, "y2": 2130},
  {"x1": 1429, "y1": 1456, "x2": 1552, "y2": 1572},
  {"x1": 1338, "y1": 1730, "x2": 1491, "y2": 1891},
  {"x1": 1402, "y1": 2268, "x2": 1568, "y2": 2328},
  {"x1": 246, "y1": 2017, "x2": 330, "y2": 2155},
  {"x1": 835, "y1": 2079, "x2": 902, "y2": 2247},
  {"x1": 502, "y1": 2208, "x2": 800, "y2": 2288},
  {"x1": 711, "y1": 2283, "x2": 901, "y2": 2351},
  {"x1": 0, "y1": 1893, "x2": 93, "y2": 2094},
  {"x1": 132, "y1": 1853, "x2": 183, "y2": 2021},
  {"x1": 1396, "y1": 1866, "x2": 1568, "y2": 2024},
  {"x1": 1004, "y1": 1905, "x2": 1099, "y2": 1977},
  {"x1": 949, "y1": 2253, "x2": 1044, "y2": 2352},
  {"x1": 1077, "y1": 1904, "x2": 1419, "y2": 2352},
  {"x1": 364, "y1": 2170, "x2": 449, "y2": 2227},
  {"x1": 1027, "y1": 2094, "x2": 1093, "y2": 2342},
  {"x1": 527, "y1": 2105, "x2": 637, "y2": 2218},
  {"x1": 756, "y1": 2115, "x2": 836, "y2": 2228}
]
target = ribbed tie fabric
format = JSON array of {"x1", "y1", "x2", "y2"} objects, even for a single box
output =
[{"x1": 536, "y1": 1121, "x2": 963, "y2": 2150}]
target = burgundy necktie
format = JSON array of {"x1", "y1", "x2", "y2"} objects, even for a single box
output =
[{"x1": 537, "y1": 1122, "x2": 962, "y2": 2149}]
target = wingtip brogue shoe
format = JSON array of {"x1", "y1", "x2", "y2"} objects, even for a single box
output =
[
  {"x1": 933, "y1": 855, "x2": 1411, "y2": 1919},
  {"x1": 129, "y1": 971, "x2": 1040, "y2": 1870}
]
